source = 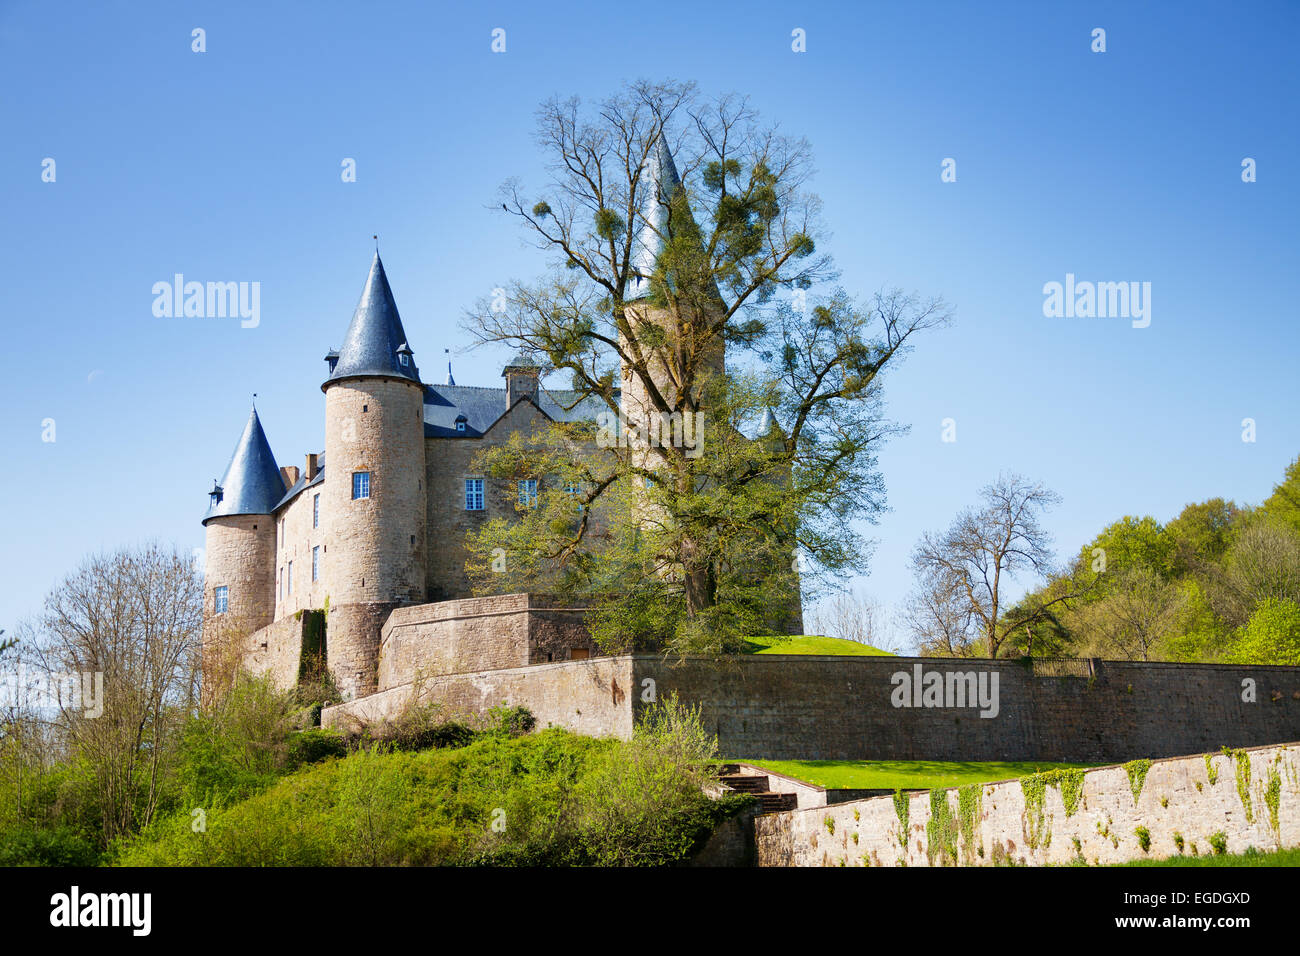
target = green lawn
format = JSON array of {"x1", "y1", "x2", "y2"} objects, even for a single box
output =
[
  {"x1": 1117, "y1": 847, "x2": 1300, "y2": 867},
  {"x1": 738, "y1": 759, "x2": 1100, "y2": 791},
  {"x1": 740, "y1": 635, "x2": 895, "y2": 656}
]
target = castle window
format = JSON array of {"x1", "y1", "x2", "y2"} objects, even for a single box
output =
[
  {"x1": 279, "y1": 568, "x2": 283, "y2": 599},
  {"x1": 352, "y1": 471, "x2": 370, "y2": 499},
  {"x1": 518, "y1": 479, "x2": 538, "y2": 508},
  {"x1": 287, "y1": 561, "x2": 293, "y2": 595},
  {"x1": 399, "y1": 353, "x2": 409, "y2": 367},
  {"x1": 455, "y1": 415, "x2": 467, "y2": 433},
  {"x1": 313, "y1": 494, "x2": 320, "y2": 528},
  {"x1": 213, "y1": 586, "x2": 228, "y2": 615},
  {"x1": 312, "y1": 546, "x2": 319, "y2": 582},
  {"x1": 465, "y1": 478, "x2": 484, "y2": 511}
]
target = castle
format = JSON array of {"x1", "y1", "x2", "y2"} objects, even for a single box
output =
[
  {"x1": 197, "y1": 142, "x2": 1300, "y2": 774},
  {"x1": 201, "y1": 137, "x2": 801, "y2": 703}
]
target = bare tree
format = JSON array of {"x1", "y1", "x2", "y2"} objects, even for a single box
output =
[
  {"x1": 910, "y1": 474, "x2": 1086, "y2": 659},
  {"x1": 810, "y1": 590, "x2": 887, "y2": 648},
  {"x1": 29, "y1": 544, "x2": 202, "y2": 842},
  {"x1": 904, "y1": 572, "x2": 977, "y2": 657}
]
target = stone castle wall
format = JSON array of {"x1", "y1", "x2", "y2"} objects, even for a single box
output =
[
  {"x1": 240, "y1": 612, "x2": 308, "y2": 689},
  {"x1": 630, "y1": 656, "x2": 1300, "y2": 762},
  {"x1": 272, "y1": 478, "x2": 326, "y2": 620},
  {"x1": 754, "y1": 741, "x2": 1300, "y2": 866},
  {"x1": 376, "y1": 593, "x2": 592, "y2": 692},
  {"x1": 423, "y1": 399, "x2": 548, "y2": 602},
  {"x1": 323, "y1": 655, "x2": 636, "y2": 741},
  {"x1": 321, "y1": 651, "x2": 1300, "y2": 765}
]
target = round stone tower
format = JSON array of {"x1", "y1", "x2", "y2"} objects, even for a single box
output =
[
  {"x1": 202, "y1": 405, "x2": 283, "y2": 694},
  {"x1": 321, "y1": 252, "x2": 428, "y2": 699}
]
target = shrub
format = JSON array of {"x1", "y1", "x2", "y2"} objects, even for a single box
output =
[
  {"x1": 285, "y1": 729, "x2": 348, "y2": 770},
  {"x1": 1208, "y1": 831, "x2": 1228, "y2": 855},
  {"x1": 1135, "y1": 826, "x2": 1151, "y2": 852},
  {"x1": 486, "y1": 704, "x2": 537, "y2": 738},
  {"x1": 0, "y1": 826, "x2": 101, "y2": 867}
]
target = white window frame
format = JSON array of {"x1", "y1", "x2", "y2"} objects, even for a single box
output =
[
  {"x1": 518, "y1": 479, "x2": 538, "y2": 508},
  {"x1": 465, "y1": 477, "x2": 485, "y2": 511}
]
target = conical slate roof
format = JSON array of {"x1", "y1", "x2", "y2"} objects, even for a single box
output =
[
  {"x1": 203, "y1": 406, "x2": 285, "y2": 523},
  {"x1": 758, "y1": 406, "x2": 778, "y2": 437},
  {"x1": 628, "y1": 134, "x2": 685, "y2": 300},
  {"x1": 323, "y1": 252, "x2": 421, "y2": 390}
]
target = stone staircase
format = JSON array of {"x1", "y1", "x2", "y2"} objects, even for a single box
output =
[{"x1": 716, "y1": 764, "x2": 797, "y2": 814}]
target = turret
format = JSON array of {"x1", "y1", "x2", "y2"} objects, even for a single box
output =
[
  {"x1": 321, "y1": 252, "x2": 428, "y2": 699},
  {"x1": 202, "y1": 404, "x2": 284, "y2": 691}
]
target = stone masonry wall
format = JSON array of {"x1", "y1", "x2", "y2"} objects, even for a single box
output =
[
  {"x1": 754, "y1": 741, "x2": 1300, "y2": 866},
  {"x1": 324, "y1": 378, "x2": 427, "y2": 607},
  {"x1": 271, "y1": 479, "x2": 326, "y2": 621},
  {"x1": 376, "y1": 593, "x2": 593, "y2": 691},
  {"x1": 203, "y1": 514, "x2": 277, "y2": 634},
  {"x1": 423, "y1": 399, "x2": 555, "y2": 602},
  {"x1": 631, "y1": 656, "x2": 1300, "y2": 762},
  {"x1": 323, "y1": 655, "x2": 636, "y2": 740},
  {"x1": 240, "y1": 612, "x2": 306, "y2": 689}
]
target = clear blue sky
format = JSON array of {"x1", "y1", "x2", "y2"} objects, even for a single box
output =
[{"x1": 2, "y1": 1, "x2": 1297, "y2": 649}]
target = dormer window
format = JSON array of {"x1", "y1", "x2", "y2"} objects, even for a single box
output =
[
  {"x1": 208, "y1": 481, "x2": 224, "y2": 507},
  {"x1": 455, "y1": 415, "x2": 467, "y2": 433},
  {"x1": 399, "y1": 353, "x2": 409, "y2": 367}
]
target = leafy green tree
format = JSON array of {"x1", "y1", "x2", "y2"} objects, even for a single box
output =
[
  {"x1": 1261, "y1": 456, "x2": 1300, "y2": 537},
  {"x1": 1225, "y1": 598, "x2": 1300, "y2": 666},
  {"x1": 1164, "y1": 498, "x2": 1242, "y2": 578},
  {"x1": 1079, "y1": 515, "x2": 1172, "y2": 592},
  {"x1": 465, "y1": 80, "x2": 948, "y2": 653}
]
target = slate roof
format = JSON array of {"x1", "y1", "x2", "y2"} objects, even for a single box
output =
[
  {"x1": 423, "y1": 384, "x2": 615, "y2": 438},
  {"x1": 628, "y1": 135, "x2": 684, "y2": 301},
  {"x1": 323, "y1": 252, "x2": 422, "y2": 390},
  {"x1": 203, "y1": 406, "x2": 286, "y2": 523}
]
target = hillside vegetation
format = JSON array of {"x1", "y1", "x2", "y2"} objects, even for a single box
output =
[
  {"x1": 995, "y1": 455, "x2": 1300, "y2": 664},
  {"x1": 1, "y1": 675, "x2": 747, "y2": 867}
]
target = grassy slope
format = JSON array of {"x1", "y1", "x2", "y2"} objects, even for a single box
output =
[
  {"x1": 741, "y1": 635, "x2": 895, "y2": 656},
  {"x1": 741, "y1": 759, "x2": 1100, "y2": 791}
]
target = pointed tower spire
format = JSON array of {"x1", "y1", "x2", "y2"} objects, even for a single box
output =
[
  {"x1": 323, "y1": 252, "x2": 421, "y2": 391},
  {"x1": 203, "y1": 405, "x2": 285, "y2": 523},
  {"x1": 444, "y1": 348, "x2": 455, "y2": 386},
  {"x1": 629, "y1": 133, "x2": 686, "y2": 300}
]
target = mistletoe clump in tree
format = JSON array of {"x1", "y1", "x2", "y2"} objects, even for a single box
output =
[{"x1": 463, "y1": 79, "x2": 949, "y2": 656}]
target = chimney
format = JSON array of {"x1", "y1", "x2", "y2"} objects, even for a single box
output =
[
  {"x1": 305, "y1": 453, "x2": 319, "y2": 481},
  {"x1": 502, "y1": 353, "x2": 540, "y2": 410},
  {"x1": 280, "y1": 465, "x2": 300, "y2": 490}
]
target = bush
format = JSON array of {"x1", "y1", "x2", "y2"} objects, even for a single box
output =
[
  {"x1": 285, "y1": 729, "x2": 348, "y2": 770},
  {"x1": 116, "y1": 708, "x2": 736, "y2": 868},
  {"x1": 0, "y1": 826, "x2": 102, "y2": 867},
  {"x1": 1226, "y1": 598, "x2": 1300, "y2": 666},
  {"x1": 486, "y1": 705, "x2": 537, "y2": 738}
]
